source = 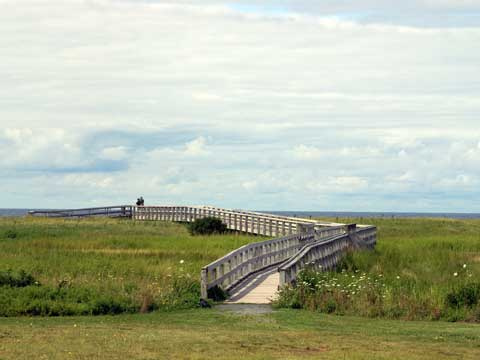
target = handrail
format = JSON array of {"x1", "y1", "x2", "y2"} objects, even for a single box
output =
[
  {"x1": 28, "y1": 205, "x2": 133, "y2": 218},
  {"x1": 133, "y1": 205, "x2": 317, "y2": 237},
  {"x1": 200, "y1": 231, "x2": 316, "y2": 298},
  {"x1": 278, "y1": 226, "x2": 377, "y2": 286},
  {"x1": 26, "y1": 203, "x2": 377, "y2": 300},
  {"x1": 198, "y1": 206, "x2": 318, "y2": 224},
  {"x1": 28, "y1": 205, "x2": 132, "y2": 213},
  {"x1": 199, "y1": 224, "x2": 348, "y2": 298}
]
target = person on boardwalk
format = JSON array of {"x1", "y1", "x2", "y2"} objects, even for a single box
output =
[{"x1": 136, "y1": 197, "x2": 144, "y2": 206}]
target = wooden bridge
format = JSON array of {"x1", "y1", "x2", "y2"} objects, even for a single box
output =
[{"x1": 30, "y1": 205, "x2": 377, "y2": 304}]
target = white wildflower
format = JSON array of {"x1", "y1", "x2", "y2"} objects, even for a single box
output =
[
  {"x1": 454, "y1": 272, "x2": 458, "y2": 277},
  {"x1": 179, "y1": 260, "x2": 184, "y2": 264},
  {"x1": 463, "y1": 264, "x2": 467, "y2": 269}
]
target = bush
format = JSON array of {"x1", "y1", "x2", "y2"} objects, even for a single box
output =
[
  {"x1": 445, "y1": 282, "x2": 480, "y2": 309},
  {"x1": 0, "y1": 270, "x2": 38, "y2": 287},
  {"x1": 188, "y1": 217, "x2": 227, "y2": 235},
  {"x1": 3, "y1": 230, "x2": 17, "y2": 239},
  {"x1": 155, "y1": 273, "x2": 201, "y2": 311},
  {"x1": 207, "y1": 285, "x2": 227, "y2": 301}
]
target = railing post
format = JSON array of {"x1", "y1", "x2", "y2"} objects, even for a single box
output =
[{"x1": 201, "y1": 268, "x2": 208, "y2": 299}]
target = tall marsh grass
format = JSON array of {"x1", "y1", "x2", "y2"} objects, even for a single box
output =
[
  {"x1": 275, "y1": 217, "x2": 480, "y2": 322},
  {"x1": 0, "y1": 217, "x2": 260, "y2": 316}
]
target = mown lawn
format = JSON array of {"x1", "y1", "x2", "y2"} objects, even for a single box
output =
[{"x1": 1, "y1": 308, "x2": 480, "y2": 359}]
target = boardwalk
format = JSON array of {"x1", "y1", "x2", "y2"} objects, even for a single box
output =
[
  {"x1": 30, "y1": 204, "x2": 377, "y2": 304},
  {"x1": 226, "y1": 267, "x2": 279, "y2": 304}
]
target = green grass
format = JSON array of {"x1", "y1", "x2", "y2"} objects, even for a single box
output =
[
  {"x1": 1, "y1": 216, "x2": 480, "y2": 358},
  {"x1": 0, "y1": 217, "x2": 261, "y2": 315},
  {"x1": 276, "y1": 217, "x2": 480, "y2": 321},
  {"x1": 2, "y1": 216, "x2": 480, "y2": 320},
  {"x1": 1, "y1": 308, "x2": 480, "y2": 359}
]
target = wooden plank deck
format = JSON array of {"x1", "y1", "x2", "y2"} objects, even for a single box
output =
[{"x1": 226, "y1": 267, "x2": 280, "y2": 304}]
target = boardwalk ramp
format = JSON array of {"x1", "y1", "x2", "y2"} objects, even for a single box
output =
[{"x1": 29, "y1": 204, "x2": 377, "y2": 304}]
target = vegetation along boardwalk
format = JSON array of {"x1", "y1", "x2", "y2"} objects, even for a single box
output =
[{"x1": 30, "y1": 205, "x2": 377, "y2": 303}]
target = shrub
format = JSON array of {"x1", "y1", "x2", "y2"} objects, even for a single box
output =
[
  {"x1": 3, "y1": 230, "x2": 17, "y2": 239},
  {"x1": 156, "y1": 273, "x2": 201, "y2": 310},
  {"x1": 207, "y1": 285, "x2": 227, "y2": 301},
  {"x1": 445, "y1": 282, "x2": 480, "y2": 309},
  {"x1": 0, "y1": 270, "x2": 38, "y2": 287},
  {"x1": 187, "y1": 217, "x2": 227, "y2": 235}
]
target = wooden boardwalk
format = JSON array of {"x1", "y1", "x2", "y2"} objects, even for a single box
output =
[
  {"x1": 29, "y1": 204, "x2": 377, "y2": 304},
  {"x1": 226, "y1": 267, "x2": 280, "y2": 304}
]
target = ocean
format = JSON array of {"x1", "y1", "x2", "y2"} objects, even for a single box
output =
[
  {"x1": 0, "y1": 209, "x2": 33, "y2": 217},
  {"x1": 264, "y1": 211, "x2": 480, "y2": 219},
  {"x1": 2, "y1": 208, "x2": 480, "y2": 219}
]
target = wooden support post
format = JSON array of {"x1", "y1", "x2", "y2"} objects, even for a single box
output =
[{"x1": 201, "y1": 268, "x2": 208, "y2": 299}]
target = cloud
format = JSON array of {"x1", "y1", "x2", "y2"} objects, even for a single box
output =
[
  {"x1": 99, "y1": 146, "x2": 128, "y2": 161},
  {"x1": 0, "y1": 0, "x2": 479, "y2": 211},
  {"x1": 184, "y1": 137, "x2": 210, "y2": 156},
  {"x1": 292, "y1": 144, "x2": 323, "y2": 160}
]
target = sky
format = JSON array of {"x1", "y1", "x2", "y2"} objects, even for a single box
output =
[{"x1": 1, "y1": 0, "x2": 479, "y2": 212}]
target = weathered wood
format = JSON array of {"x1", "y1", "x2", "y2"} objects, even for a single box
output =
[
  {"x1": 28, "y1": 205, "x2": 134, "y2": 218},
  {"x1": 31, "y1": 204, "x2": 377, "y2": 302}
]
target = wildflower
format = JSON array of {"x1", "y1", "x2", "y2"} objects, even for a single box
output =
[
  {"x1": 179, "y1": 260, "x2": 184, "y2": 264},
  {"x1": 396, "y1": 276, "x2": 400, "y2": 279},
  {"x1": 463, "y1": 264, "x2": 467, "y2": 269},
  {"x1": 454, "y1": 272, "x2": 458, "y2": 277}
]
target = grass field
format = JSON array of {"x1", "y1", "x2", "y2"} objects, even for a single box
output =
[
  {"x1": 1, "y1": 216, "x2": 480, "y2": 358},
  {"x1": 1, "y1": 308, "x2": 480, "y2": 359},
  {"x1": 0, "y1": 217, "x2": 260, "y2": 315},
  {"x1": 277, "y1": 217, "x2": 480, "y2": 321},
  {"x1": 1, "y1": 216, "x2": 480, "y2": 320}
]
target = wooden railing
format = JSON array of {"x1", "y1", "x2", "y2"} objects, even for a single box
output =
[
  {"x1": 278, "y1": 225, "x2": 377, "y2": 286},
  {"x1": 355, "y1": 225, "x2": 377, "y2": 249},
  {"x1": 200, "y1": 225, "x2": 347, "y2": 298},
  {"x1": 28, "y1": 205, "x2": 133, "y2": 218},
  {"x1": 133, "y1": 205, "x2": 319, "y2": 237},
  {"x1": 200, "y1": 231, "x2": 315, "y2": 298},
  {"x1": 27, "y1": 203, "x2": 377, "y2": 300}
]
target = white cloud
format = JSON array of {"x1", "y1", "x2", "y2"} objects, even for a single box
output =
[
  {"x1": 0, "y1": 1, "x2": 479, "y2": 211},
  {"x1": 99, "y1": 146, "x2": 128, "y2": 161},
  {"x1": 184, "y1": 137, "x2": 209, "y2": 157},
  {"x1": 292, "y1": 145, "x2": 323, "y2": 160}
]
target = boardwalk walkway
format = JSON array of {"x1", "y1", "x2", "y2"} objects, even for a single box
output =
[
  {"x1": 29, "y1": 204, "x2": 377, "y2": 304},
  {"x1": 226, "y1": 267, "x2": 279, "y2": 304}
]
